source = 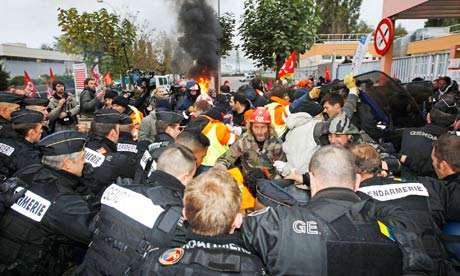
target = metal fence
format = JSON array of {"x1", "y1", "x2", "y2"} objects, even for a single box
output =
[{"x1": 333, "y1": 52, "x2": 450, "y2": 82}]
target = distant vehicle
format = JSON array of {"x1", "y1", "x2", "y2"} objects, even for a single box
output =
[
  {"x1": 240, "y1": 73, "x2": 255, "y2": 82},
  {"x1": 149, "y1": 75, "x2": 171, "y2": 91}
]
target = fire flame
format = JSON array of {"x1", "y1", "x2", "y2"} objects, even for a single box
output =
[{"x1": 196, "y1": 76, "x2": 209, "y2": 95}]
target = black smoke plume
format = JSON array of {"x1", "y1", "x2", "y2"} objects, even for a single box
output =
[{"x1": 175, "y1": 0, "x2": 220, "y2": 77}]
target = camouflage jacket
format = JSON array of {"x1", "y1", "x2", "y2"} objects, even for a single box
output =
[{"x1": 216, "y1": 129, "x2": 286, "y2": 179}]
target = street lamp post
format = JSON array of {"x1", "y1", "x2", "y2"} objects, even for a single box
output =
[{"x1": 217, "y1": 0, "x2": 221, "y2": 94}]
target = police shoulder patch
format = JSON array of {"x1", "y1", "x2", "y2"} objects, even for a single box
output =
[
  {"x1": 0, "y1": 142, "x2": 15, "y2": 156},
  {"x1": 158, "y1": 248, "x2": 184, "y2": 266},
  {"x1": 84, "y1": 147, "x2": 106, "y2": 168}
]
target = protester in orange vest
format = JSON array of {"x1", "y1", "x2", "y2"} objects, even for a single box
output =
[
  {"x1": 264, "y1": 85, "x2": 290, "y2": 137},
  {"x1": 187, "y1": 108, "x2": 237, "y2": 171}
]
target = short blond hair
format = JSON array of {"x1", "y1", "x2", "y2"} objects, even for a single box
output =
[{"x1": 184, "y1": 169, "x2": 241, "y2": 236}]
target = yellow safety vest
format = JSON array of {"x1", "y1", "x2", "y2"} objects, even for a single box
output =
[
  {"x1": 228, "y1": 167, "x2": 255, "y2": 211},
  {"x1": 201, "y1": 119, "x2": 230, "y2": 166}
]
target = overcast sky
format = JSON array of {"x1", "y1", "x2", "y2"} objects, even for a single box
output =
[{"x1": 0, "y1": 0, "x2": 426, "y2": 48}]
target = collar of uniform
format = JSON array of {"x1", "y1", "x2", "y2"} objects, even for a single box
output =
[
  {"x1": 45, "y1": 166, "x2": 82, "y2": 190},
  {"x1": 360, "y1": 176, "x2": 398, "y2": 187},
  {"x1": 312, "y1": 187, "x2": 361, "y2": 203},
  {"x1": 118, "y1": 132, "x2": 134, "y2": 143},
  {"x1": 186, "y1": 231, "x2": 245, "y2": 248},
  {"x1": 0, "y1": 115, "x2": 9, "y2": 124},
  {"x1": 89, "y1": 136, "x2": 117, "y2": 153},
  {"x1": 155, "y1": 132, "x2": 175, "y2": 144},
  {"x1": 444, "y1": 172, "x2": 460, "y2": 183},
  {"x1": 148, "y1": 170, "x2": 184, "y2": 194},
  {"x1": 424, "y1": 124, "x2": 447, "y2": 135}
]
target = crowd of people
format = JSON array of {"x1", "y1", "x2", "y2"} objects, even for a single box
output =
[{"x1": 0, "y1": 71, "x2": 459, "y2": 275}]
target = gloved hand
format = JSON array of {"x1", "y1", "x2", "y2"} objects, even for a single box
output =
[
  {"x1": 308, "y1": 87, "x2": 321, "y2": 100},
  {"x1": 0, "y1": 178, "x2": 26, "y2": 207},
  {"x1": 273, "y1": 160, "x2": 293, "y2": 177},
  {"x1": 344, "y1": 73, "x2": 359, "y2": 95}
]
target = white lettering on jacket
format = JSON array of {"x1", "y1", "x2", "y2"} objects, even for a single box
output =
[
  {"x1": 0, "y1": 143, "x2": 15, "y2": 156},
  {"x1": 117, "y1": 143, "x2": 138, "y2": 153},
  {"x1": 140, "y1": 150, "x2": 152, "y2": 170},
  {"x1": 101, "y1": 184, "x2": 164, "y2": 228},
  {"x1": 358, "y1": 183, "x2": 429, "y2": 201},
  {"x1": 84, "y1": 147, "x2": 105, "y2": 167},
  {"x1": 11, "y1": 188, "x2": 51, "y2": 222}
]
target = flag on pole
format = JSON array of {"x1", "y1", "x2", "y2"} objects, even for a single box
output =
[
  {"x1": 90, "y1": 64, "x2": 101, "y2": 88},
  {"x1": 325, "y1": 66, "x2": 331, "y2": 82},
  {"x1": 24, "y1": 71, "x2": 39, "y2": 97},
  {"x1": 47, "y1": 67, "x2": 55, "y2": 98},
  {"x1": 278, "y1": 51, "x2": 296, "y2": 80}
]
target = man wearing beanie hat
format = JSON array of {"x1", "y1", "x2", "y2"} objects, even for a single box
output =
[
  {"x1": 0, "y1": 110, "x2": 44, "y2": 180},
  {"x1": 0, "y1": 130, "x2": 94, "y2": 275},
  {"x1": 102, "y1": 89, "x2": 119, "y2": 109}
]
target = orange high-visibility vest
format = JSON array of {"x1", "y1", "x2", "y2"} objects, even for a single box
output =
[{"x1": 265, "y1": 96, "x2": 290, "y2": 137}]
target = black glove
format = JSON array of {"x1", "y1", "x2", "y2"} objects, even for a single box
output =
[{"x1": 0, "y1": 177, "x2": 26, "y2": 207}]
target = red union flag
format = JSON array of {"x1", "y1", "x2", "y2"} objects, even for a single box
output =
[
  {"x1": 23, "y1": 71, "x2": 39, "y2": 97},
  {"x1": 72, "y1": 63, "x2": 88, "y2": 100},
  {"x1": 278, "y1": 51, "x2": 296, "y2": 80}
]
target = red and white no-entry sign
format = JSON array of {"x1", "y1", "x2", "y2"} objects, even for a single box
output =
[{"x1": 373, "y1": 18, "x2": 394, "y2": 56}]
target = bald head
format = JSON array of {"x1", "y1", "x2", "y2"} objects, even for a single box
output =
[{"x1": 308, "y1": 145, "x2": 357, "y2": 196}]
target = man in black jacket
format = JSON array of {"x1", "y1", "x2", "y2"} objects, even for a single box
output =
[
  {"x1": 76, "y1": 145, "x2": 196, "y2": 275},
  {"x1": 79, "y1": 77, "x2": 99, "y2": 116},
  {"x1": 135, "y1": 168, "x2": 265, "y2": 275},
  {"x1": 242, "y1": 145, "x2": 433, "y2": 275},
  {"x1": 0, "y1": 131, "x2": 94, "y2": 275},
  {"x1": 0, "y1": 92, "x2": 22, "y2": 180}
]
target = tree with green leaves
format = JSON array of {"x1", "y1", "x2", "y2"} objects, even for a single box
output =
[
  {"x1": 57, "y1": 8, "x2": 136, "y2": 76},
  {"x1": 316, "y1": 0, "x2": 362, "y2": 34},
  {"x1": 219, "y1": 12, "x2": 236, "y2": 57},
  {"x1": 0, "y1": 64, "x2": 9, "y2": 91},
  {"x1": 240, "y1": 0, "x2": 321, "y2": 79},
  {"x1": 425, "y1": 19, "x2": 460, "y2": 27}
]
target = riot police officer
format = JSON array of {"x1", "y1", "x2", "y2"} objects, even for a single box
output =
[
  {"x1": 82, "y1": 109, "x2": 137, "y2": 197},
  {"x1": 351, "y1": 143, "x2": 453, "y2": 275},
  {"x1": 242, "y1": 145, "x2": 433, "y2": 275},
  {"x1": 0, "y1": 92, "x2": 22, "y2": 180},
  {"x1": 76, "y1": 145, "x2": 196, "y2": 275},
  {"x1": 134, "y1": 169, "x2": 265, "y2": 275},
  {"x1": 135, "y1": 111, "x2": 184, "y2": 183},
  {"x1": 0, "y1": 131, "x2": 94, "y2": 275}
]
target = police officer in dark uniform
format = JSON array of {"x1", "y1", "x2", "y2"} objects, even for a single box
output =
[
  {"x1": 135, "y1": 169, "x2": 265, "y2": 275},
  {"x1": 0, "y1": 92, "x2": 22, "y2": 180},
  {"x1": 2, "y1": 110, "x2": 44, "y2": 173},
  {"x1": 242, "y1": 145, "x2": 433, "y2": 275},
  {"x1": 22, "y1": 97, "x2": 50, "y2": 137},
  {"x1": 82, "y1": 109, "x2": 137, "y2": 197},
  {"x1": 400, "y1": 100, "x2": 457, "y2": 178},
  {"x1": 0, "y1": 131, "x2": 94, "y2": 275},
  {"x1": 76, "y1": 145, "x2": 197, "y2": 275},
  {"x1": 135, "y1": 111, "x2": 184, "y2": 183},
  {"x1": 1, "y1": 109, "x2": 43, "y2": 181},
  {"x1": 351, "y1": 143, "x2": 454, "y2": 275},
  {"x1": 0, "y1": 92, "x2": 22, "y2": 136}
]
